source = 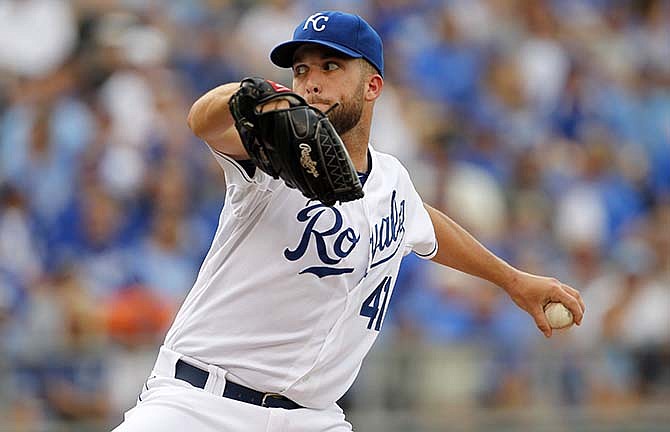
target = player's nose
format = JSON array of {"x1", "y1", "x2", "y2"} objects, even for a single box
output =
[{"x1": 304, "y1": 75, "x2": 322, "y2": 94}]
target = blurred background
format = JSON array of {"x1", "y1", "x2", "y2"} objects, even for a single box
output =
[{"x1": 0, "y1": 0, "x2": 668, "y2": 431}]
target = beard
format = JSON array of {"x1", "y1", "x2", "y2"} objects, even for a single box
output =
[{"x1": 325, "y1": 81, "x2": 365, "y2": 135}]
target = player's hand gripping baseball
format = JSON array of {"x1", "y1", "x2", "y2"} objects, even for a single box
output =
[{"x1": 504, "y1": 271, "x2": 585, "y2": 338}]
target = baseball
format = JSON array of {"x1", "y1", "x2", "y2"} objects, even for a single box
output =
[{"x1": 544, "y1": 302, "x2": 574, "y2": 329}]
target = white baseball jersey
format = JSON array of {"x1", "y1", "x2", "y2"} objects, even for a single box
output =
[{"x1": 163, "y1": 144, "x2": 437, "y2": 409}]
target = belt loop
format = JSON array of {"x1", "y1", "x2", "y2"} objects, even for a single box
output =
[
  {"x1": 204, "y1": 364, "x2": 227, "y2": 395},
  {"x1": 154, "y1": 346, "x2": 182, "y2": 378}
]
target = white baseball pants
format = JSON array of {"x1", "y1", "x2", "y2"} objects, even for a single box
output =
[{"x1": 111, "y1": 347, "x2": 353, "y2": 432}]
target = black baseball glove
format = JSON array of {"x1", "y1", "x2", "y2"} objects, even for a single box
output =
[{"x1": 228, "y1": 77, "x2": 364, "y2": 206}]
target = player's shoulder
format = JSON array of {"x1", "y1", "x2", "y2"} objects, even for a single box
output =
[{"x1": 370, "y1": 146, "x2": 412, "y2": 178}]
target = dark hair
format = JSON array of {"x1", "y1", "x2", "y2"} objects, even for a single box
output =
[{"x1": 359, "y1": 59, "x2": 379, "y2": 78}]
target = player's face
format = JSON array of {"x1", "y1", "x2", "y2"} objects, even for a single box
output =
[{"x1": 291, "y1": 45, "x2": 366, "y2": 135}]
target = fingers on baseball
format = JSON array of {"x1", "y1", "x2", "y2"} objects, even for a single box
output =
[
  {"x1": 564, "y1": 284, "x2": 586, "y2": 313},
  {"x1": 549, "y1": 284, "x2": 584, "y2": 326},
  {"x1": 533, "y1": 306, "x2": 552, "y2": 338},
  {"x1": 562, "y1": 284, "x2": 585, "y2": 324}
]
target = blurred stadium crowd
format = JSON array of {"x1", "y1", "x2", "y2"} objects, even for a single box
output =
[{"x1": 0, "y1": 0, "x2": 668, "y2": 430}]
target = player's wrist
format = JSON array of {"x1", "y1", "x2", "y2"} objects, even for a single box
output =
[{"x1": 497, "y1": 265, "x2": 523, "y2": 296}]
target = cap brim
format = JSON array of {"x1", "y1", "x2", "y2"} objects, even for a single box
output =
[{"x1": 270, "y1": 39, "x2": 362, "y2": 68}]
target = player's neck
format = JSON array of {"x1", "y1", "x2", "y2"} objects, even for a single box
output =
[
  {"x1": 341, "y1": 116, "x2": 371, "y2": 172},
  {"x1": 341, "y1": 127, "x2": 370, "y2": 173}
]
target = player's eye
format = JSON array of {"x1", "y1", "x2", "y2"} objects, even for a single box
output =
[
  {"x1": 324, "y1": 62, "x2": 340, "y2": 71},
  {"x1": 293, "y1": 64, "x2": 308, "y2": 75}
]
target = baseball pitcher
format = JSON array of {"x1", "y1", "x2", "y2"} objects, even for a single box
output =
[{"x1": 112, "y1": 11, "x2": 585, "y2": 432}]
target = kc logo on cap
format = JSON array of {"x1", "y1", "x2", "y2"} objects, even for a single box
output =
[
  {"x1": 270, "y1": 11, "x2": 384, "y2": 77},
  {"x1": 303, "y1": 12, "x2": 329, "y2": 32}
]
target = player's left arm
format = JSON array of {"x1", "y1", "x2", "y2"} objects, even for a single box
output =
[{"x1": 424, "y1": 203, "x2": 585, "y2": 337}]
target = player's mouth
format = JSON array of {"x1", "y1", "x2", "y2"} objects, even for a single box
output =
[
  {"x1": 308, "y1": 98, "x2": 331, "y2": 106},
  {"x1": 309, "y1": 99, "x2": 338, "y2": 113}
]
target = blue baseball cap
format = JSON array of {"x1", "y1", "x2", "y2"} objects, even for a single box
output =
[{"x1": 270, "y1": 11, "x2": 384, "y2": 77}]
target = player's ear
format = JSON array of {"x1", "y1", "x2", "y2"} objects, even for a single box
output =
[{"x1": 364, "y1": 74, "x2": 383, "y2": 102}]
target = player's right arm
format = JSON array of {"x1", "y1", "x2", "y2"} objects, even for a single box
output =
[
  {"x1": 424, "y1": 203, "x2": 585, "y2": 338},
  {"x1": 187, "y1": 82, "x2": 249, "y2": 159},
  {"x1": 187, "y1": 82, "x2": 291, "y2": 159}
]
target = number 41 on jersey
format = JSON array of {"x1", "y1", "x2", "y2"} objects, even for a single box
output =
[{"x1": 359, "y1": 276, "x2": 392, "y2": 331}]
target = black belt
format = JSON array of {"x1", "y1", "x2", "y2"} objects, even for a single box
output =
[{"x1": 174, "y1": 359, "x2": 303, "y2": 410}]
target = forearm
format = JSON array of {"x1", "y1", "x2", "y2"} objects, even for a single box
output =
[
  {"x1": 425, "y1": 203, "x2": 585, "y2": 337},
  {"x1": 187, "y1": 82, "x2": 239, "y2": 138},
  {"x1": 187, "y1": 82, "x2": 246, "y2": 156},
  {"x1": 425, "y1": 204, "x2": 519, "y2": 292}
]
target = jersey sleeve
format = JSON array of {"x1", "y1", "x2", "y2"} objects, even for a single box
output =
[
  {"x1": 209, "y1": 146, "x2": 260, "y2": 185},
  {"x1": 207, "y1": 145, "x2": 280, "y2": 218},
  {"x1": 402, "y1": 169, "x2": 438, "y2": 260}
]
